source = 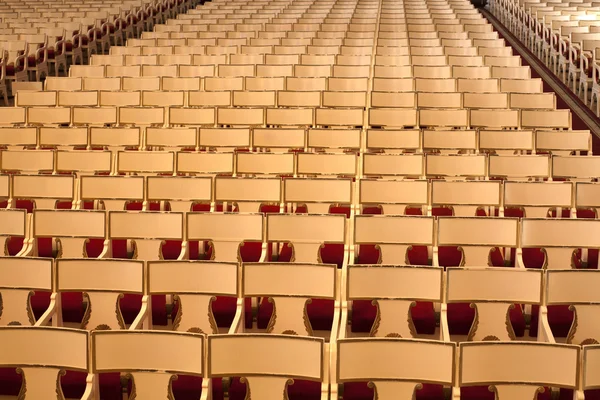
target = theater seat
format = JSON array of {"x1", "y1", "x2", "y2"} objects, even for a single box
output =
[
  {"x1": 229, "y1": 377, "x2": 321, "y2": 400},
  {"x1": 171, "y1": 376, "x2": 224, "y2": 400},
  {"x1": 343, "y1": 382, "x2": 445, "y2": 400},
  {"x1": 350, "y1": 300, "x2": 437, "y2": 334}
]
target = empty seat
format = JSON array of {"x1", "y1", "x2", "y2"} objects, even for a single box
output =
[
  {"x1": 92, "y1": 330, "x2": 207, "y2": 399},
  {"x1": 446, "y1": 267, "x2": 543, "y2": 340},
  {"x1": 458, "y1": 341, "x2": 579, "y2": 400},
  {"x1": 0, "y1": 326, "x2": 90, "y2": 397}
]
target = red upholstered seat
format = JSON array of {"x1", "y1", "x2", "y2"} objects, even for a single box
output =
[
  {"x1": 98, "y1": 372, "x2": 124, "y2": 400},
  {"x1": 0, "y1": 368, "x2": 22, "y2": 396},
  {"x1": 583, "y1": 390, "x2": 600, "y2": 400},
  {"x1": 343, "y1": 382, "x2": 444, "y2": 400},
  {"x1": 171, "y1": 376, "x2": 224, "y2": 400},
  {"x1": 229, "y1": 377, "x2": 321, "y2": 400},
  {"x1": 529, "y1": 304, "x2": 574, "y2": 338},
  {"x1": 461, "y1": 386, "x2": 552, "y2": 400},
  {"x1": 350, "y1": 300, "x2": 436, "y2": 335}
]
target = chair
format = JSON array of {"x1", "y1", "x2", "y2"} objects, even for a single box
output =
[
  {"x1": 359, "y1": 179, "x2": 428, "y2": 215},
  {"x1": 233, "y1": 261, "x2": 337, "y2": 337},
  {"x1": 284, "y1": 177, "x2": 353, "y2": 214},
  {"x1": 354, "y1": 215, "x2": 434, "y2": 265},
  {"x1": 10, "y1": 173, "x2": 74, "y2": 210},
  {"x1": 0, "y1": 326, "x2": 91, "y2": 399},
  {"x1": 431, "y1": 180, "x2": 501, "y2": 216},
  {"x1": 146, "y1": 260, "x2": 238, "y2": 333},
  {"x1": 0, "y1": 257, "x2": 53, "y2": 326},
  {"x1": 91, "y1": 330, "x2": 207, "y2": 399},
  {"x1": 458, "y1": 341, "x2": 579, "y2": 400},
  {"x1": 336, "y1": 338, "x2": 456, "y2": 399},
  {"x1": 575, "y1": 182, "x2": 600, "y2": 217},
  {"x1": 42, "y1": 258, "x2": 145, "y2": 330},
  {"x1": 28, "y1": 208, "x2": 106, "y2": 258},
  {"x1": 147, "y1": 175, "x2": 213, "y2": 213},
  {"x1": 583, "y1": 345, "x2": 600, "y2": 400},
  {"x1": 207, "y1": 334, "x2": 326, "y2": 400},
  {"x1": 343, "y1": 264, "x2": 445, "y2": 339},
  {"x1": 435, "y1": 216, "x2": 519, "y2": 267},
  {"x1": 519, "y1": 218, "x2": 600, "y2": 269},
  {"x1": 185, "y1": 212, "x2": 264, "y2": 262},
  {"x1": 108, "y1": 211, "x2": 184, "y2": 260},
  {"x1": 79, "y1": 175, "x2": 144, "y2": 211},
  {"x1": 553, "y1": 155, "x2": 600, "y2": 181},
  {"x1": 489, "y1": 155, "x2": 551, "y2": 181},
  {"x1": 545, "y1": 269, "x2": 600, "y2": 344},
  {"x1": 503, "y1": 181, "x2": 573, "y2": 218},
  {"x1": 266, "y1": 213, "x2": 347, "y2": 264},
  {"x1": 536, "y1": 130, "x2": 591, "y2": 155},
  {"x1": 426, "y1": 154, "x2": 487, "y2": 180},
  {"x1": 214, "y1": 176, "x2": 280, "y2": 213},
  {"x1": 446, "y1": 267, "x2": 543, "y2": 341}
]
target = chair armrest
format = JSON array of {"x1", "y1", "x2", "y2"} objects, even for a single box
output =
[
  {"x1": 16, "y1": 240, "x2": 34, "y2": 257},
  {"x1": 593, "y1": 61, "x2": 600, "y2": 81},
  {"x1": 35, "y1": 293, "x2": 59, "y2": 326},
  {"x1": 97, "y1": 240, "x2": 110, "y2": 258},
  {"x1": 227, "y1": 298, "x2": 244, "y2": 334},
  {"x1": 432, "y1": 245, "x2": 440, "y2": 266},
  {"x1": 258, "y1": 242, "x2": 268, "y2": 263},
  {"x1": 515, "y1": 248, "x2": 526, "y2": 268},
  {"x1": 80, "y1": 373, "x2": 96, "y2": 400},
  {"x1": 200, "y1": 377, "x2": 211, "y2": 400},
  {"x1": 129, "y1": 295, "x2": 149, "y2": 330},
  {"x1": 323, "y1": 342, "x2": 331, "y2": 400},
  {"x1": 537, "y1": 305, "x2": 556, "y2": 343},
  {"x1": 338, "y1": 301, "x2": 348, "y2": 340},
  {"x1": 440, "y1": 303, "x2": 451, "y2": 342},
  {"x1": 452, "y1": 386, "x2": 461, "y2": 400},
  {"x1": 177, "y1": 241, "x2": 188, "y2": 260}
]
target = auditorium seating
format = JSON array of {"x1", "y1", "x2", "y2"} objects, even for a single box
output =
[
  {"x1": 492, "y1": 0, "x2": 600, "y2": 116},
  {"x1": 1, "y1": 0, "x2": 600, "y2": 398}
]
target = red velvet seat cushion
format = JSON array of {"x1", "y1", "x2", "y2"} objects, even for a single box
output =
[
  {"x1": 98, "y1": 372, "x2": 123, "y2": 400},
  {"x1": 461, "y1": 386, "x2": 552, "y2": 400},
  {"x1": 583, "y1": 389, "x2": 600, "y2": 400},
  {"x1": 343, "y1": 382, "x2": 444, "y2": 400},
  {"x1": 350, "y1": 300, "x2": 436, "y2": 334},
  {"x1": 529, "y1": 304, "x2": 573, "y2": 338},
  {"x1": 171, "y1": 376, "x2": 224, "y2": 400},
  {"x1": 0, "y1": 368, "x2": 22, "y2": 395},
  {"x1": 60, "y1": 370, "x2": 87, "y2": 398},
  {"x1": 229, "y1": 377, "x2": 321, "y2": 400}
]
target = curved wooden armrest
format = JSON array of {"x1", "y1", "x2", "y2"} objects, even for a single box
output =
[
  {"x1": 129, "y1": 295, "x2": 149, "y2": 330},
  {"x1": 35, "y1": 293, "x2": 59, "y2": 327},
  {"x1": 97, "y1": 240, "x2": 110, "y2": 258},
  {"x1": 440, "y1": 303, "x2": 451, "y2": 342},
  {"x1": 452, "y1": 387, "x2": 461, "y2": 400},
  {"x1": 258, "y1": 242, "x2": 268, "y2": 263},
  {"x1": 538, "y1": 305, "x2": 556, "y2": 343},
  {"x1": 177, "y1": 241, "x2": 188, "y2": 260},
  {"x1": 80, "y1": 373, "x2": 95, "y2": 400},
  {"x1": 228, "y1": 298, "x2": 245, "y2": 334}
]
